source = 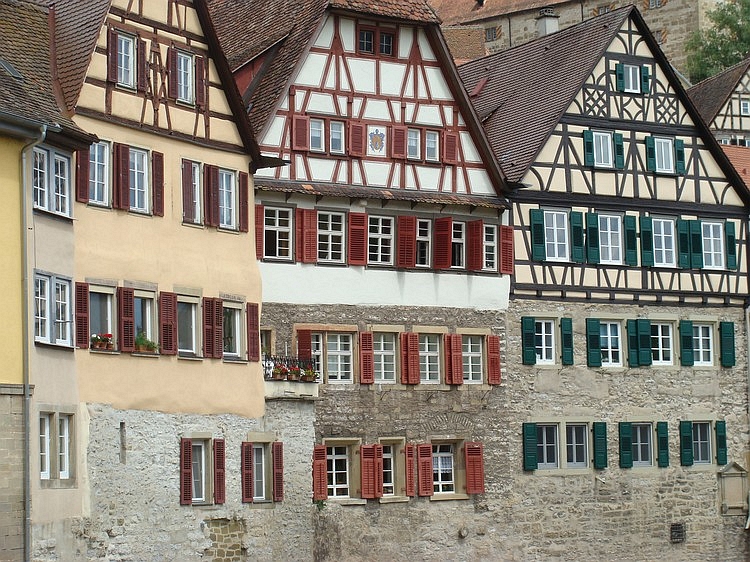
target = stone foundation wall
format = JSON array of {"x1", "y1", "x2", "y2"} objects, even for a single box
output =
[{"x1": 0, "y1": 389, "x2": 24, "y2": 562}]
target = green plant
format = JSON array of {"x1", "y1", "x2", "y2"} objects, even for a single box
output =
[{"x1": 135, "y1": 331, "x2": 157, "y2": 351}]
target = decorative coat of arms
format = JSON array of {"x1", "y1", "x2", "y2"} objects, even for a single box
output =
[{"x1": 367, "y1": 126, "x2": 387, "y2": 157}]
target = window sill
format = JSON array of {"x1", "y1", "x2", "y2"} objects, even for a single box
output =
[
  {"x1": 223, "y1": 357, "x2": 248, "y2": 365},
  {"x1": 32, "y1": 208, "x2": 73, "y2": 222},
  {"x1": 178, "y1": 353, "x2": 203, "y2": 361},
  {"x1": 128, "y1": 208, "x2": 152, "y2": 217},
  {"x1": 429, "y1": 493, "x2": 470, "y2": 502},
  {"x1": 132, "y1": 351, "x2": 159, "y2": 358},
  {"x1": 34, "y1": 341, "x2": 74, "y2": 352},
  {"x1": 328, "y1": 497, "x2": 367, "y2": 506},
  {"x1": 89, "y1": 348, "x2": 119, "y2": 355},
  {"x1": 378, "y1": 495, "x2": 410, "y2": 504},
  {"x1": 217, "y1": 227, "x2": 240, "y2": 235},
  {"x1": 246, "y1": 499, "x2": 275, "y2": 508},
  {"x1": 40, "y1": 478, "x2": 77, "y2": 489},
  {"x1": 86, "y1": 201, "x2": 110, "y2": 210},
  {"x1": 181, "y1": 221, "x2": 205, "y2": 229}
]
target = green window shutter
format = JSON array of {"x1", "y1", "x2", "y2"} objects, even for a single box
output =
[
  {"x1": 719, "y1": 322, "x2": 735, "y2": 367},
  {"x1": 679, "y1": 320, "x2": 694, "y2": 367},
  {"x1": 675, "y1": 139, "x2": 686, "y2": 175},
  {"x1": 639, "y1": 216, "x2": 654, "y2": 267},
  {"x1": 530, "y1": 209, "x2": 546, "y2": 261},
  {"x1": 637, "y1": 319, "x2": 653, "y2": 366},
  {"x1": 583, "y1": 130, "x2": 594, "y2": 167},
  {"x1": 619, "y1": 422, "x2": 633, "y2": 468},
  {"x1": 570, "y1": 211, "x2": 585, "y2": 263},
  {"x1": 624, "y1": 215, "x2": 638, "y2": 266},
  {"x1": 560, "y1": 317, "x2": 574, "y2": 365},
  {"x1": 613, "y1": 133, "x2": 625, "y2": 169},
  {"x1": 592, "y1": 422, "x2": 608, "y2": 469},
  {"x1": 521, "y1": 317, "x2": 537, "y2": 365},
  {"x1": 586, "y1": 318, "x2": 602, "y2": 367},
  {"x1": 677, "y1": 219, "x2": 690, "y2": 269},
  {"x1": 656, "y1": 421, "x2": 669, "y2": 468},
  {"x1": 640, "y1": 65, "x2": 651, "y2": 94},
  {"x1": 679, "y1": 420, "x2": 694, "y2": 466},
  {"x1": 715, "y1": 421, "x2": 727, "y2": 465},
  {"x1": 645, "y1": 136, "x2": 656, "y2": 172},
  {"x1": 615, "y1": 63, "x2": 624, "y2": 92},
  {"x1": 689, "y1": 220, "x2": 703, "y2": 269},
  {"x1": 586, "y1": 213, "x2": 600, "y2": 264},
  {"x1": 522, "y1": 423, "x2": 538, "y2": 471},
  {"x1": 627, "y1": 319, "x2": 640, "y2": 367},
  {"x1": 725, "y1": 222, "x2": 737, "y2": 270}
]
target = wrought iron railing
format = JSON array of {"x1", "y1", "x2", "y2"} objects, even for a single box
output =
[{"x1": 263, "y1": 354, "x2": 319, "y2": 382}]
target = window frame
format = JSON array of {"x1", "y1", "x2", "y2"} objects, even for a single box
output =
[
  {"x1": 702, "y1": 221, "x2": 725, "y2": 270},
  {"x1": 407, "y1": 128, "x2": 420, "y2": 160},
  {"x1": 310, "y1": 118, "x2": 325, "y2": 152},
  {"x1": 88, "y1": 285, "x2": 116, "y2": 345},
  {"x1": 311, "y1": 331, "x2": 355, "y2": 383},
  {"x1": 598, "y1": 214, "x2": 623, "y2": 264},
  {"x1": 416, "y1": 219, "x2": 432, "y2": 268},
  {"x1": 600, "y1": 321, "x2": 622, "y2": 367},
  {"x1": 326, "y1": 444, "x2": 351, "y2": 498},
  {"x1": 692, "y1": 323, "x2": 713, "y2": 366},
  {"x1": 650, "y1": 322, "x2": 673, "y2": 365},
  {"x1": 565, "y1": 423, "x2": 589, "y2": 469},
  {"x1": 34, "y1": 272, "x2": 72, "y2": 347},
  {"x1": 451, "y1": 221, "x2": 466, "y2": 268},
  {"x1": 191, "y1": 439, "x2": 209, "y2": 504},
  {"x1": 623, "y1": 63, "x2": 641, "y2": 93},
  {"x1": 39, "y1": 410, "x2": 75, "y2": 483},
  {"x1": 461, "y1": 335, "x2": 483, "y2": 384},
  {"x1": 330, "y1": 121, "x2": 345, "y2": 155},
  {"x1": 176, "y1": 50, "x2": 195, "y2": 104},
  {"x1": 263, "y1": 206, "x2": 293, "y2": 261},
  {"x1": 592, "y1": 130, "x2": 613, "y2": 168},
  {"x1": 128, "y1": 147, "x2": 149, "y2": 213},
  {"x1": 425, "y1": 130, "x2": 440, "y2": 162},
  {"x1": 317, "y1": 211, "x2": 345, "y2": 264},
  {"x1": 218, "y1": 168, "x2": 237, "y2": 230},
  {"x1": 432, "y1": 443, "x2": 456, "y2": 493},
  {"x1": 652, "y1": 217, "x2": 676, "y2": 267},
  {"x1": 368, "y1": 215, "x2": 394, "y2": 266},
  {"x1": 535, "y1": 319, "x2": 555, "y2": 365},
  {"x1": 116, "y1": 31, "x2": 136, "y2": 88},
  {"x1": 536, "y1": 424, "x2": 559, "y2": 469},
  {"x1": 185, "y1": 159, "x2": 202, "y2": 224},
  {"x1": 419, "y1": 333, "x2": 441, "y2": 384},
  {"x1": 32, "y1": 146, "x2": 72, "y2": 218},
  {"x1": 222, "y1": 301, "x2": 243, "y2": 360},
  {"x1": 692, "y1": 422, "x2": 712, "y2": 464},
  {"x1": 741, "y1": 100, "x2": 750, "y2": 116},
  {"x1": 483, "y1": 224, "x2": 498, "y2": 272},
  {"x1": 654, "y1": 137, "x2": 675, "y2": 174},
  {"x1": 631, "y1": 423, "x2": 653, "y2": 467},
  {"x1": 89, "y1": 141, "x2": 110, "y2": 207},
  {"x1": 543, "y1": 210, "x2": 569, "y2": 262},
  {"x1": 133, "y1": 289, "x2": 156, "y2": 347},
  {"x1": 373, "y1": 332, "x2": 396, "y2": 384},
  {"x1": 40, "y1": 413, "x2": 51, "y2": 480},
  {"x1": 177, "y1": 296, "x2": 200, "y2": 357},
  {"x1": 357, "y1": 25, "x2": 397, "y2": 57}
]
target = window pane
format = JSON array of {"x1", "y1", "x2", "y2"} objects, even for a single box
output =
[{"x1": 177, "y1": 302, "x2": 196, "y2": 353}]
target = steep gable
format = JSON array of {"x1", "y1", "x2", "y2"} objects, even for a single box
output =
[{"x1": 687, "y1": 58, "x2": 750, "y2": 126}]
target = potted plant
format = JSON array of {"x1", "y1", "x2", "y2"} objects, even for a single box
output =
[
  {"x1": 287, "y1": 365, "x2": 301, "y2": 381},
  {"x1": 301, "y1": 368, "x2": 318, "y2": 382},
  {"x1": 91, "y1": 333, "x2": 114, "y2": 350},
  {"x1": 134, "y1": 331, "x2": 158, "y2": 353},
  {"x1": 272, "y1": 363, "x2": 288, "y2": 380}
]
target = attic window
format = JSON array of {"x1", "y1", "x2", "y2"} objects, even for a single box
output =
[{"x1": 0, "y1": 58, "x2": 22, "y2": 80}]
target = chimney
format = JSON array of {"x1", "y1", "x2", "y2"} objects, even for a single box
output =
[{"x1": 536, "y1": 7, "x2": 559, "y2": 37}]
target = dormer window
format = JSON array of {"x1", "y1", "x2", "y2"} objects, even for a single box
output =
[
  {"x1": 357, "y1": 25, "x2": 397, "y2": 57},
  {"x1": 615, "y1": 63, "x2": 650, "y2": 95},
  {"x1": 623, "y1": 64, "x2": 641, "y2": 93}
]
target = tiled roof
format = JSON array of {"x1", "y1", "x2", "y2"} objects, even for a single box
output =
[
  {"x1": 458, "y1": 6, "x2": 630, "y2": 183},
  {"x1": 430, "y1": 0, "x2": 570, "y2": 25},
  {"x1": 687, "y1": 58, "x2": 750, "y2": 125},
  {"x1": 329, "y1": 0, "x2": 439, "y2": 23},
  {"x1": 441, "y1": 25, "x2": 486, "y2": 64},
  {"x1": 722, "y1": 145, "x2": 750, "y2": 191}
]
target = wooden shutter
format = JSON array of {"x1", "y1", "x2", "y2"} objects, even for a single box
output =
[
  {"x1": 152, "y1": 151, "x2": 164, "y2": 217},
  {"x1": 399, "y1": 332, "x2": 420, "y2": 385},
  {"x1": 689, "y1": 220, "x2": 703, "y2": 269},
  {"x1": 213, "y1": 299, "x2": 224, "y2": 359},
  {"x1": 416, "y1": 444, "x2": 433, "y2": 497},
  {"x1": 464, "y1": 442, "x2": 485, "y2": 494},
  {"x1": 396, "y1": 216, "x2": 417, "y2": 268},
  {"x1": 292, "y1": 116, "x2": 310, "y2": 151},
  {"x1": 444, "y1": 334, "x2": 463, "y2": 385},
  {"x1": 247, "y1": 303, "x2": 260, "y2": 362},
  {"x1": 202, "y1": 297, "x2": 214, "y2": 358},
  {"x1": 180, "y1": 438, "x2": 192, "y2": 505},
  {"x1": 74, "y1": 282, "x2": 90, "y2": 349},
  {"x1": 719, "y1": 322, "x2": 735, "y2": 367},
  {"x1": 312, "y1": 445, "x2": 328, "y2": 500},
  {"x1": 182, "y1": 160, "x2": 195, "y2": 223},
  {"x1": 521, "y1": 316, "x2": 537, "y2": 365},
  {"x1": 499, "y1": 225, "x2": 514, "y2": 275},
  {"x1": 522, "y1": 423, "x2": 537, "y2": 471},
  {"x1": 725, "y1": 222, "x2": 737, "y2": 270},
  {"x1": 433, "y1": 217, "x2": 452, "y2": 270},
  {"x1": 645, "y1": 136, "x2": 656, "y2": 172},
  {"x1": 615, "y1": 63, "x2": 624, "y2": 91},
  {"x1": 626, "y1": 319, "x2": 639, "y2": 367},
  {"x1": 117, "y1": 287, "x2": 135, "y2": 352},
  {"x1": 204, "y1": 165, "x2": 220, "y2": 227},
  {"x1": 239, "y1": 172, "x2": 249, "y2": 232},
  {"x1": 640, "y1": 65, "x2": 650, "y2": 93},
  {"x1": 586, "y1": 318, "x2": 602, "y2": 367},
  {"x1": 715, "y1": 421, "x2": 727, "y2": 465},
  {"x1": 348, "y1": 212, "x2": 367, "y2": 265},
  {"x1": 241, "y1": 442, "x2": 254, "y2": 503},
  {"x1": 137, "y1": 38, "x2": 148, "y2": 93},
  {"x1": 75, "y1": 149, "x2": 89, "y2": 203},
  {"x1": 675, "y1": 139, "x2": 686, "y2": 175},
  {"x1": 613, "y1": 133, "x2": 625, "y2": 169},
  {"x1": 348, "y1": 122, "x2": 365, "y2": 157},
  {"x1": 487, "y1": 335, "x2": 501, "y2": 385},
  {"x1": 404, "y1": 444, "x2": 415, "y2": 497},
  {"x1": 297, "y1": 329, "x2": 312, "y2": 360},
  {"x1": 560, "y1": 317, "x2": 574, "y2": 365},
  {"x1": 167, "y1": 46, "x2": 178, "y2": 99},
  {"x1": 618, "y1": 422, "x2": 633, "y2": 468},
  {"x1": 677, "y1": 219, "x2": 690, "y2": 268},
  {"x1": 255, "y1": 204, "x2": 264, "y2": 258},
  {"x1": 679, "y1": 320, "x2": 694, "y2": 367},
  {"x1": 639, "y1": 216, "x2": 654, "y2": 267},
  {"x1": 213, "y1": 439, "x2": 226, "y2": 504},
  {"x1": 296, "y1": 208, "x2": 318, "y2": 263},
  {"x1": 443, "y1": 132, "x2": 458, "y2": 164},
  {"x1": 570, "y1": 211, "x2": 585, "y2": 263},
  {"x1": 391, "y1": 126, "x2": 407, "y2": 159},
  {"x1": 679, "y1": 421, "x2": 693, "y2": 466},
  {"x1": 583, "y1": 130, "x2": 594, "y2": 167},
  {"x1": 107, "y1": 28, "x2": 118, "y2": 82},
  {"x1": 586, "y1": 213, "x2": 600, "y2": 264},
  {"x1": 272, "y1": 441, "x2": 284, "y2": 502},
  {"x1": 592, "y1": 422, "x2": 607, "y2": 469},
  {"x1": 195, "y1": 55, "x2": 206, "y2": 108},
  {"x1": 529, "y1": 209, "x2": 545, "y2": 261},
  {"x1": 624, "y1": 215, "x2": 638, "y2": 266},
  {"x1": 373, "y1": 444, "x2": 383, "y2": 498},
  {"x1": 656, "y1": 422, "x2": 669, "y2": 468},
  {"x1": 360, "y1": 444, "x2": 378, "y2": 499},
  {"x1": 467, "y1": 220, "x2": 483, "y2": 271},
  {"x1": 359, "y1": 332, "x2": 374, "y2": 384},
  {"x1": 637, "y1": 318, "x2": 652, "y2": 366},
  {"x1": 159, "y1": 292, "x2": 177, "y2": 355},
  {"x1": 113, "y1": 143, "x2": 130, "y2": 210}
]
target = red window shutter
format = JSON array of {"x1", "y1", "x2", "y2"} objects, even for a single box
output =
[
  {"x1": 117, "y1": 287, "x2": 135, "y2": 352},
  {"x1": 296, "y1": 208, "x2": 318, "y2": 263},
  {"x1": 404, "y1": 444, "x2": 415, "y2": 497},
  {"x1": 391, "y1": 126, "x2": 407, "y2": 159},
  {"x1": 159, "y1": 291, "x2": 178, "y2": 355},
  {"x1": 298, "y1": 329, "x2": 312, "y2": 360},
  {"x1": 182, "y1": 160, "x2": 195, "y2": 223},
  {"x1": 107, "y1": 28, "x2": 118, "y2": 83},
  {"x1": 272, "y1": 441, "x2": 284, "y2": 502},
  {"x1": 443, "y1": 132, "x2": 458, "y2": 164},
  {"x1": 195, "y1": 55, "x2": 206, "y2": 108},
  {"x1": 137, "y1": 38, "x2": 148, "y2": 93},
  {"x1": 152, "y1": 151, "x2": 164, "y2": 217},
  {"x1": 400, "y1": 333, "x2": 411, "y2": 384},
  {"x1": 239, "y1": 172, "x2": 249, "y2": 232},
  {"x1": 255, "y1": 204, "x2": 264, "y2": 259},
  {"x1": 464, "y1": 442, "x2": 485, "y2": 494},
  {"x1": 113, "y1": 143, "x2": 130, "y2": 210},
  {"x1": 247, "y1": 302, "x2": 260, "y2": 362},
  {"x1": 75, "y1": 149, "x2": 89, "y2": 203},
  {"x1": 487, "y1": 335, "x2": 501, "y2": 385},
  {"x1": 74, "y1": 282, "x2": 89, "y2": 348},
  {"x1": 360, "y1": 444, "x2": 377, "y2": 499},
  {"x1": 359, "y1": 332, "x2": 374, "y2": 384},
  {"x1": 349, "y1": 122, "x2": 366, "y2": 157},
  {"x1": 416, "y1": 443, "x2": 434, "y2": 497},
  {"x1": 213, "y1": 439, "x2": 226, "y2": 504},
  {"x1": 348, "y1": 212, "x2": 368, "y2": 265},
  {"x1": 241, "y1": 442, "x2": 254, "y2": 503},
  {"x1": 396, "y1": 216, "x2": 416, "y2": 268},
  {"x1": 407, "y1": 332, "x2": 420, "y2": 385},
  {"x1": 467, "y1": 220, "x2": 483, "y2": 271},
  {"x1": 374, "y1": 444, "x2": 384, "y2": 498},
  {"x1": 202, "y1": 297, "x2": 215, "y2": 358},
  {"x1": 167, "y1": 46, "x2": 178, "y2": 99},
  {"x1": 180, "y1": 438, "x2": 193, "y2": 505},
  {"x1": 433, "y1": 217, "x2": 452, "y2": 270},
  {"x1": 312, "y1": 445, "x2": 328, "y2": 500},
  {"x1": 500, "y1": 225, "x2": 515, "y2": 275},
  {"x1": 292, "y1": 115, "x2": 309, "y2": 151},
  {"x1": 213, "y1": 299, "x2": 224, "y2": 359},
  {"x1": 203, "y1": 165, "x2": 219, "y2": 227},
  {"x1": 444, "y1": 334, "x2": 463, "y2": 385}
]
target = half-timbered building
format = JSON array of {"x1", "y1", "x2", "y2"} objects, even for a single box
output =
[
  {"x1": 208, "y1": 0, "x2": 516, "y2": 558},
  {"x1": 458, "y1": 6, "x2": 750, "y2": 560}
]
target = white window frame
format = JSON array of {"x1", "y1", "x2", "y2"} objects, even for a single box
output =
[
  {"x1": 176, "y1": 51, "x2": 194, "y2": 104},
  {"x1": 58, "y1": 414, "x2": 71, "y2": 480},
  {"x1": 373, "y1": 333, "x2": 396, "y2": 383},
  {"x1": 326, "y1": 333, "x2": 353, "y2": 382},
  {"x1": 133, "y1": 290, "x2": 155, "y2": 346},
  {"x1": 592, "y1": 131, "x2": 613, "y2": 168},
  {"x1": 652, "y1": 218, "x2": 676, "y2": 267},
  {"x1": 702, "y1": 221, "x2": 724, "y2": 270},
  {"x1": 598, "y1": 214, "x2": 623, "y2": 264},
  {"x1": 419, "y1": 333, "x2": 441, "y2": 383},
  {"x1": 650, "y1": 322, "x2": 673, "y2": 365},
  {"x1": 462, "y1": 335, "x2": 483, "y2": 383},
  {"x1": 432, "y1": 443, "x2": 455, "y2": 493},
  {"x1": 326, "y1": 445, "x2": 350, "y2": 498},
  {"x1": 632, "y1": 423, "x2": 653, "y2": 467},
  {"x1": 317, "y1": 211, "x2": 345, "y2": 263},
  {"x1": 40, "y1": 414, "x2": 51, "y2": 480},
  {"x1": 218, "y1": 169, "x2": 236, "y2": 229},
  {"x1": 536, "y1": 424, "x2": 559, "y2": 469},
  {"x1": 416, "y1": 219, "x2": 431, "y2": 268},
  {"x1": 425, "y1": 130, "x2": 439, "y2": 162},
  {"x1": 692, "y1": 324, "x2": 713, "y2": 366},
  {"x1": 535, "y1": 319, "x2": 555, "y2": 365},
  {"x1": 129, "y1": 147, "x2": 149, "y2": 213},
  {"x1": 544, "y1": 210, "x2": 569, "y2": 261},
  {"x1": 33, "y1": 146, "x2": 71, "y2": 217},
  {"x1": 692, "y1": 422, "x2": 712, "y2": 464},
  {"x1": 191, "y1": 440, "x2": 208, "y2": 503},
  {"x1": 34, "y1": 273, "x2": 72, "y2": 347},
  {"x1": 407, "y1": 129, "x2": 420, "y2": 160},
  {"x1": 368, "y1": 216, "x2": 394, "y2": 266},
  {"x1": 451, "y1": 221, "x2": 465, "y2": 268},
  {"x1": 222, "y1": 303, "x2": 242, "y2": 359},
  {"x1": 483, "y1": 224, "x2": 498, "y2": 271},
  {"x1": 623, "y1": 64, "x2": 641, "y2": 93},
  {"x1": 381, "y1": 444, "x2": 395, "y2": 496},
  {"x1": 177, "y1": 297, "x2": 199, "y2": 356},
  {"x1": 600, "y1": 321, "x2": 622, "y2": 367},
  {"x1": 654, "y1": 137, "x2": 674, "y2": 173},
  {"x1": 330, "y1": 121, "x2": 345, "y2": 154},
  {"x1": 116, "y1": 32, "x2": 135, "y2": 88},
  {"x1": 89, "y1": 141, "x2": 110, "y2": 206},
  {"x1": 309, "y1": 118, "x2": 324, "y2": 152},
  {"x1": 187, "y1": 160, "x2": 202, "y2": 224},
  {"x1": 649, "y1": 0, "x2": 661, "y2": 7},
  {"x1": 740, "y1": 99, "x2": 750, "y2": 116},
  {"x1": 565, "y1": 423, "x2": 588, "y2": 469},
  {"x1": 253, "y1": 444, "x2": 267, "y2": 500},
  {"x1": 89, "y1": 286, "x2": 115, "y2": 344},
  {"x1": 263, "y1": 207, "x2": 292, "y2": 260}
]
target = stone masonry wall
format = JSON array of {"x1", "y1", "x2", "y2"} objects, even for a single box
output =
[{"x1": 0, "y1": 390, "x2": 24, "y2": 562}]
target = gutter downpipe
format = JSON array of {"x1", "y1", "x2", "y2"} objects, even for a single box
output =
[{"x1": 20, "y1": 124, "x2": 48, "y2": 562}]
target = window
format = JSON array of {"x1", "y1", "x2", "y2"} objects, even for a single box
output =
[
  {"x1": 129, "y1": 147, "x2": 149, "y2": 213},
  {"x1": 176, "y1": 51, "x2": 194, "y2": 103},
  {"x1": 632, "y1": 423, "x2": 652, "y2": 467},
  {"x1": 416, "y1": 219, "x2": 431, "y2": 267},
  {"x1": 373, "y1": 333, "x2": 396, "y2": 383},
  {"x1": 537, "y1": 425, "x2": 558, "y2": 469},
  {"x1": 654, "y1": 29, "x2": 665, "y2": 45},
  {"x1": 33, "y1": 147, "x2": 71, "y2": 217},
  {"x1": 692, "y1": 324, "x2": 713, "y2": 366},
  {"x1": 358, "y1": 26, "x2": 396, "y2": 56},
  {"x1": 566, "y1": 424, "x2": 588, "y2": 468},
  {"x1": 485, "y1": 27, "x2": 497, "y2": 42},
  {"x1": 651, "y1": 322, "x2": 673, "y2": 365},
  {"x1": 652, "y1": 218, "x2": 676, "y2": 266},
  {"x1": 451, "y1": 221, "x2": 465, "y2": 268},
  {"x1": 592, "y1": 131, "x2": 613, "y2": 167},
  {"x1": 692, "y1": 422, "x2": 711, "y2": 464},
  {"x1": 222, "y1": 304, "x2": 242, "y2": 358},
  {"x1": 310, "y1": 118, "x2": 324, "y2": 152},
  {"x1": 462, "y1": 335, "x2": 483, "y2": 383},
  {"x1": 240, "y1": 438, "x2": 283, "y2": 503},
  {"x1": 89, "y1": 287, "x2": 114, "y2": 341},
  {"x1": 252, "y1": 444, "x2": 266, "y2": 499},
  {"x1": 702, "y1": 221, "x2": 724, "y2": 269},
  {"x1": 39, "y1": 414, "x2": 50, "y2": 480},
  {"x1": 177, "y1": 298, "x2": 198, "y2": 356},
  {"x1": 600, "y1": 322, "x2": 622, "y2": 366},
  {"x1": 358, "y1": 28, "x2": 374, "y2": 54},
  {"x1": 330, "y1": 121, "x2": 345, "y2": 154},
  {"x1": 649, "y1": 0, "x2": 661, "y2": 7},
  {"x1": 535, "y1": 320, "x2": 555, "y2": 364},
  {"x1": 419, "y1": 334, "x2": 441, "y2": 383},
  {"x1": 327, "y1": 445, "x2": 350, "y2": 497},
  {"x1": 432, "y1": 444, "x2": 455, "y2": 493},
  {"x1": 623, "y1": 64, "x2": 641, "y2": 93},
  {"x1": 598, "y1": 214, "x2": 622, "y2": 264},
  {"x1": 544, "y1": 210, "x2": 569, "y2": 261},
  {"x1": 133, "y1": 291, "x2": 155, "y2": 346},
  {"x1": 483, "y1": 224, "x2": 498, "y2": 271},
  {"x1": 191, "y1": 440, "x2": 208, "y2": 502},
  {"x1": 183, "y1": 159, "x2": 201, "y2": 224},
  {"x1": 368, "y1": 216, "x2": 394, "y2": 265},
  {"x1": 263, "y1": 207, "x2": 292, "y2": 260},
  {"x1": 425, "y1": 131, "x2": 439, "y2": 162},
  {"x1": 89, "y1": 141, "x2": 110, "y2": 206},
  {"x1": 318, "y1": 212, "x2": 345, "y2": 263},
  {"x1": 34, "y1": 273, "x2": 72, "y2": 346},
  {"x1": 116, "y1": 32, "x2": 135, "y2": 87},
  {"x1": 741, "y1": 100, "x2": 750, "y2": 116},
  {"x1": 379, "y1": 31, "x2": 395, "y2": 56},
  {"x1": 180, "y1": 437, "x2": 225, "y2": 506},
  {"x1": 312, "y1": 332, "x2": 353, "y2": 383},
  {"x1": 58, "y1": 415, "x2": 71, "y2": 479},
  {"x1": 382, "y1": 444, "x2": 395, "y2": 495},
  {"x1": 218, "y1": 169, "x2": 236, "y2": 229},
  {"x1": 654, "y1": 137, "x2": 674, "y2": 173},
  {"x1": 39, "y1": 411, "x2": 74, "y2": 482},
  {"x1": 407, "y1": 129, "x2": 420, "y2": 159}
]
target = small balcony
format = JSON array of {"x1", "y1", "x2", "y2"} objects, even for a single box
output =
[{"x1": 263, "y1": 354, "x2": 320, "y2": 400}]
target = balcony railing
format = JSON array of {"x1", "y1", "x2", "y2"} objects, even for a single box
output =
[{"x1": 263, "y1": 354, "x2": 319, "y2": 382}]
